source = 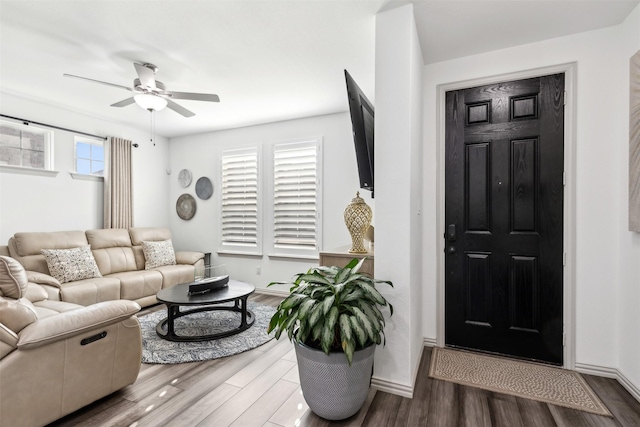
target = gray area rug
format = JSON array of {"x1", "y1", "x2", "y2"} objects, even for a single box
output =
[{"x1": 138, "y1": 302, "x2": 276, "y2": 364}]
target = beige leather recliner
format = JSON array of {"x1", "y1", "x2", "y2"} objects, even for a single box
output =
[{"x1": 0, "y1": 255, "x2": 143, "y2": 427}]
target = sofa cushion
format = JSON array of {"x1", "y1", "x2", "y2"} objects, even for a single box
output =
[
  {"x1": 129, "y1": 227, "x2": 172, "y2": 246},
  {"x1": 9, "y1": 231, "x2": 89, "y2": 274},
  {"x1": 57, "y1": 277, "x2": 121, "y2": 307},
  {"x1": 41, "y1": 246, "x2": 102, "y2": 284},
  {"x1": 86, "y1": 229, "x2": 132, "y2": 250},
  {"x1": 106, "y1": 270, "x2": 163, "y2": 301},
  {"x1": 91, "y1": 247, "x2": 138, "y2": 276},
  {"x1": 85, "y1": 229, "x2": 138, "y2": 275},
  {"x1": 31, "y1": 300, "x2": 83, "y2": 319},
  {"x1": 142, "y1": 240, "x2": 176, "y2": 269},
  {"x1": 0, "y1": 256, "x2": 28, "y2": 299}
]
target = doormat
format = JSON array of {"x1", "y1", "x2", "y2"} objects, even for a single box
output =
[{"x1": 429, "y1": 347, "x2": 612, "y2": 417}]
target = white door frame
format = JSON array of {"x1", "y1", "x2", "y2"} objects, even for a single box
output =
[{"x1": 435, "y1": 62, "x2": 577, "y2": 369}]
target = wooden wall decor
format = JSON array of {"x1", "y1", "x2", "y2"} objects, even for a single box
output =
[{"x1": 630, "y1": 50, "x2": 640, "y2": 231}]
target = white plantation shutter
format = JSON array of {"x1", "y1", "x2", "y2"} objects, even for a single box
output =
[
  {"x1": 220, "y1": 147, "x2": 260, "y2": 252},
  {"x1": 273, "y1": 140, "x2": 320, "y2": 252}
]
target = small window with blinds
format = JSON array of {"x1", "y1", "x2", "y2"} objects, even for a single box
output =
[
  {"x1": 272, "y1": 138, "x2": 322, "y2": 256},
  {"x1": 219, "y1": 147, "x2": 261, "y2": 255}
]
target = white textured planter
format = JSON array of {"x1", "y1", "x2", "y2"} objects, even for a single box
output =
[{"x1": 294, "y1": 341, "x2": 375, "y2": 420}]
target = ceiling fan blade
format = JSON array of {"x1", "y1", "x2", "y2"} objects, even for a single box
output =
[
  {"x1": 166, "y1": 99, "x2": 195, "y2": 117},
  {"x1": 110, "y1": 97, "x2": 136, "y2": 107},
  {"x1": 134, "y1": 63, "x2": 156, "y2": 90},
  {"x1": 164, "y1": 91, "x2": 220, "y2": 102},
  {"x1": 63, "y1": 74, "x2": 132, "y2": 92}
]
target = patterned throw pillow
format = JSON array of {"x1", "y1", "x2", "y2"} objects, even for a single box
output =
[
  {"x1": 41, "y1": 245, "x2": 102, "y2": 284},
  {"x1": 141, "y1": 239, "x2": 176, "y2": 270}
]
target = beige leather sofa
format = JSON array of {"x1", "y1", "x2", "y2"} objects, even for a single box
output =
[
  {"x1": 0, "y1": 255, "x2": 142, "y2": 427},
  {"x1": 6, "y1": 227, "x2": 204, "y2": 307}
]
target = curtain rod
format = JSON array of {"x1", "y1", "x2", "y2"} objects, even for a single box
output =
[{"x1": 0, "y1": 114, "x2": 108, "y2": 140}]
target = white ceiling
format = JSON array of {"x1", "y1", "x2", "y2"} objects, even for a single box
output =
[{"x1": 1, "y1": 1, "x2": 638, "y2": 139}]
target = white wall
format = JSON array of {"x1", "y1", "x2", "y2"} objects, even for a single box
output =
[
  {"x1": 408, "y1": 5, "x2": 425, "y2": 389},
  {"x1": 617, "y1": 3, "x2": 640, "y2": 396},
  {"x1": 423, "y1": 21, "x2": 629, "y2": 373},
  {"x1": 0, "y1": 91, "x2": 170, "y2": 243},
  {"x1": 374, "y1": 3, "x2": 423, "y2": 394},
  {"x1": 168, "y1": 112, "x2": 370, "y2": 291}
]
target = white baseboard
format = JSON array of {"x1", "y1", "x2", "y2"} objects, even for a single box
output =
[
  {"x1": 423, "y1": 337, "x2": 437, "y2": 347},
  {"x1": 574, "y1": 362, "x2": 618, "y2": 379},
  {"x1": 371, "y1": 376, "x2": 413, "y2": 398},
  {"x1": 575, "y1": 362, "x2": 640, "y2": 402},
  {"x1": 254, "y1": 287, "x2": 289, "y2": 298},
  {"x1": 617, "y1": 370, "x2": 640, "y2": 403},
  {"x1": 371, "y1": 339, "x2": 437, "y2": 399}
]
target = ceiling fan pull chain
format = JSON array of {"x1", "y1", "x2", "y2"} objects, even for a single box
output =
[
  {"x1": 148, "y1": 110, "x2": 154, "y2": 147},
  {"x1": 153, "y1": 111, "x2": 156, "y2": 146}
]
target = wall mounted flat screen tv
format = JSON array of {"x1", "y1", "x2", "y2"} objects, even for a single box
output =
[{"x1": 344, "y1": 70, "x2": 374, "y2": 197}]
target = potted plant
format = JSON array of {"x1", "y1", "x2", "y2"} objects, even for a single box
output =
[{"x1": 267, "y1": 257, "x2": 393, "y2": 420}]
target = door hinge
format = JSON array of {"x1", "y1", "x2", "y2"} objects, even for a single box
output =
[
  {"x1": 562, "y1": 332, "x2": 566, "y2": 346},
  {"x1": 563, "y1": 252, "x2": 567, "y2": 266},
  {"x1": 563, "y1": 171, "x2": 566, "y2": 186},
  {"x1": 563, "y1": 90, "x2": 567, "y2": 105}
]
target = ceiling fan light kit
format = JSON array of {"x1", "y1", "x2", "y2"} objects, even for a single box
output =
[
  {"x1": 63, "y1": 62, "x2": 220, "y2": 118},
  {"x1": 134, "y1": 93, "x2": 168, "y2": 112}
]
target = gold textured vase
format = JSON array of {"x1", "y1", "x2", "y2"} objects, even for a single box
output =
[{"x1": 344, "y1": 191, "x2": 372, "y2": 253}]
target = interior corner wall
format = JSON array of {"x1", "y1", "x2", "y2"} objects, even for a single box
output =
[
  {"x1": 616, "y1": 2, "x2": 640, "y2": 397},
  {"x1": 423, "y1": 24, "x2": 628, "y2": 373},
  {"x1": 374, "y1": 3, "x2": 423, "y2": 393},
  {"x1": 167, "y1": 112, "x2": 365, "y2": 291},
  {"x1": 408, "y1": 8, "x2": 425, "y2": 388},
  {"x1": 0, "y1": 92, "x2": 170, "y2": 242}
]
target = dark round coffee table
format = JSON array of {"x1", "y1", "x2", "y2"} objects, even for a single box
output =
[{"x1": 155, "y1": 279, "x2": 255, "y2": 342}]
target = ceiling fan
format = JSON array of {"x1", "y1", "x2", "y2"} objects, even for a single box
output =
[{"x1": 63, "y1": 62, "x2": 220, "y2": 117}]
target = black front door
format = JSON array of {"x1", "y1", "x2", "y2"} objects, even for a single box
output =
[{"x1": 444, "y1": 74, "x2": 565, "y2": 365}]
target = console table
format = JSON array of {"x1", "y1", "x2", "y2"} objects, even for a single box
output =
[{"x1": 319, "y1": 244, "x2": 374, "y2": 277}]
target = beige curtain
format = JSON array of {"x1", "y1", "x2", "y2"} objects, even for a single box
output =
[{"x1": 104, "y1": 137, "x2": 133, "y2": 228}]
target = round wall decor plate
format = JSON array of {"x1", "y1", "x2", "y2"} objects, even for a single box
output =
[
  {"x1": 178, "y1": 169, "x2": 192, "y2": 188},
  {"x1": 176, "y1": 194, "x2": 196, "y2": 220},
  {"x1": 195, "y1": 177, "x2": 214, "y2": 200}
]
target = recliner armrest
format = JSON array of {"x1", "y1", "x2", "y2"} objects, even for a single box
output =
[
  {"x1": 175, "y1": 251, "x2": 204, "y2": 265},
  {"x1": 17, "y1": 300, "x2": 141, "y2": 350},
  {"x1": 26, "y1": 270, "x2": 61, "y2": 288},
  {"x1": 0, "y1": 323, "x2": 18, "y2": 359}
]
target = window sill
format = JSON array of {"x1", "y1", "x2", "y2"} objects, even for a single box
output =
[
  {"x1": 217, "y1": 250, "x2": 263, "y2": 258},
  {"x1": 70, "y1": 172, "x2": 104, "y2": 182},
  {"x1": 0, "y1": 165, "x2": 59, "y2": 177},
  {"x1": 268, "y1": 253, "x2": 319, "y2": 261}
]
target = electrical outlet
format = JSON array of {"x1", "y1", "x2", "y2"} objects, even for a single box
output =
[{"x1": 256, "y1": 266, "x2": 261, "y2": 275}]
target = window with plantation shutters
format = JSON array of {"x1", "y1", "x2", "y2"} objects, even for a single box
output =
[
  {"x1": 219, "y1": 147, "x2": 261, "y2": 254},
  {"x1": 272, "y1": 139, "x2": 322, "y2": 255}
]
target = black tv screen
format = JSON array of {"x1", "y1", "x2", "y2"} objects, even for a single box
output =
[{"x1": 344, "y1": 70, "x2": 374, "y2": 196}]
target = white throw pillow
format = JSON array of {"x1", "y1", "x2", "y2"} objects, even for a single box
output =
[
  {"x1": 142, "y1": 239, "x2": 176, "y2": 269},
  {"x1": 41, "y1": 245, "x2": 102, "y2": 284}
]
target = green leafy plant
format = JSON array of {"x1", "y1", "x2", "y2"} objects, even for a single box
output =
[{"x1": 267, "y1": 257, "x2": 393, "y2": 364}]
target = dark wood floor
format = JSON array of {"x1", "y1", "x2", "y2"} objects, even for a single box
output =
[{"x1": 48, "y1": 294, "x2": 640, "y2": 427}]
